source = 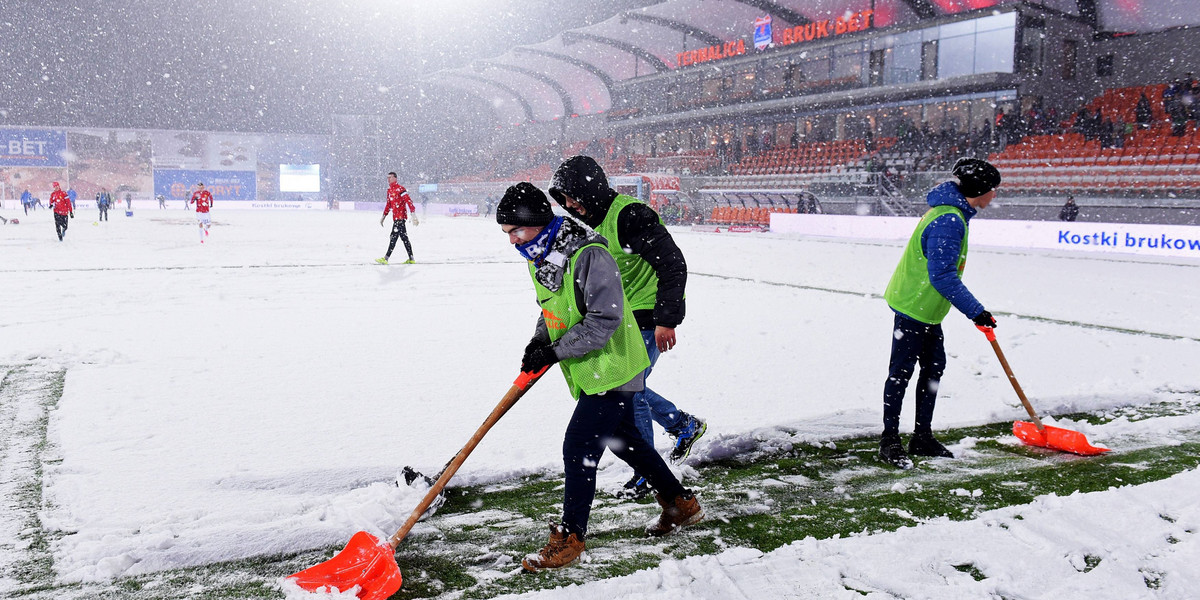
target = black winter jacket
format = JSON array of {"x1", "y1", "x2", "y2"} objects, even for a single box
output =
[{"x1": 549, "y1": 155, "x2": 687, "y2": 330}]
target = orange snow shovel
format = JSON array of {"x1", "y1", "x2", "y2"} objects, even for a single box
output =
[
  {"x1": 287, "y1": 366, "x2": 549, "y2": 598},
  {"x1": 977, "y1": 326, "x2": 1108, "y2": 456}
]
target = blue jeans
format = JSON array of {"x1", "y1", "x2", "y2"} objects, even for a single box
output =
[{"x1": 634, "y1": 329, "x2": 689, "y2": 447}]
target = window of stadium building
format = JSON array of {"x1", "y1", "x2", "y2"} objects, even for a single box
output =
[
  {"x1": 771, "y1": 12, "x2": 1016, "y2": 97},
  {"x1": 788, "y1": 49, "x2": 832, "y2": 92},
  {"x1": 931, "y1": 12, "x2": 1016, "y2": 79},
  {"x1": 760, "y1": 65, "x2": 787, "y2": 96},
  {"x1": 701, "y1": 77, "x2": 722, "y2": 103},
  {"x1": 732, "y1": 69, "x2": 756, "y2": 99},
  {"x1": 863, "y1": 12, "x2": 1017, "y2": 85},
  {"x1": 831, "y1": 42, "x2": 868, "y2": 84}
]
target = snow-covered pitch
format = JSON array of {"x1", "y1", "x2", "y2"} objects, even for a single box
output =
[{"x1": 2, "y1": 208, "x2": 1198, "y2": 598}]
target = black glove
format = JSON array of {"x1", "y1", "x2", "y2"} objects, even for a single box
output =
[
  {"x1": 521, "y1": 343, "x2": 559, "y2": 373},
  {"x1": 521, "y1": 339, "x2": 541, "y2": 364},
  {"x1": 972, "y1": 310, "x2": 997, "y2": 328}
]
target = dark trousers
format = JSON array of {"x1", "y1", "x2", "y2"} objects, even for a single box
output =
[
  {"x1": 54, "y1": 214, "x2": 69, "y2": 240},
  {"x1": 385, "y1": 219, "x2": 412, "y2": 259},
  {"x1": 883, "y1": 313, "x2": 946, "y2": 437},
  {"x1": 562, "y1": 390, "x2": 685, "y2": 538},
  {"x1": 99, "y1": 206, "x2": 108, "y2": 221}
]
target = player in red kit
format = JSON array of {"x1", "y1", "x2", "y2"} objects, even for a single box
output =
[
  {"x1": 49, "y1": 181, "x2": 74, "y2": 241},
  {"x1": 189, "y1": 182, "x2": 214, "y2": 243},
  {"x1": 376, "y1": 171, "x2": 417, "y2": 264}
]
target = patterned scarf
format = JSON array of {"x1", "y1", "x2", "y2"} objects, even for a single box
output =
[{"x1": 516, "y1": 215, "x2": 605, "y2": 292}]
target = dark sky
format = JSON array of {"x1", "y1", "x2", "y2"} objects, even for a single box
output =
[{"x1": 0, "y1": 0, "x2": 656, "y2": 134}]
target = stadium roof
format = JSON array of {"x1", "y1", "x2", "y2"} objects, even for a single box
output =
[{"x1": 422, "y1": 0, "x2": 1195, "y2": 126}]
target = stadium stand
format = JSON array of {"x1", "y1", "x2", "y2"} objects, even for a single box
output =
[
  {"x1": 416, "y1": 2, "x2": 1200, "y2": 224},
  {"x1": 984, "y1": 82, "x2": 1200, "y2": 194},
  {"x1": 726, "y1": 139, "x2": 896, "y2": 176},
  {"x1": 708, "y1": 205, "x2": 798, "y2": 226}
]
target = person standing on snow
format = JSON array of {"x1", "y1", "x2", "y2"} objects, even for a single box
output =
[
  {"x1": 97, "y1": 188, "x2": 112, "y2": 221},
  {"x1": 48, "y1": 182, "x2": 74, "y2": 241},
  {"x1": 549, "y1": 155, "x2": 706, "y2": 500},
  {"x1": 188, "y1": 182, "x2": 213, "y2": 242},
  {"x1": 21, "y1": 189, "x2": 33, "y2": 215},
  {"x1": 879, "y1": 157, "x2": 1002, "y2": 469},
  {"x1": 496, "y1": 182, "x2": 703, "y2": 573},
  {"x1": 375, "y1": 171, "x2": 417, "y2": 265}
]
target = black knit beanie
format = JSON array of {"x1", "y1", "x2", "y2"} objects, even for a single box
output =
[
  {"x1": 496, "y1": 182, "x2": 554, "y2": 227},
  {"x1": 952, "y1": 158, "x2": 1002, "y2": 198}
]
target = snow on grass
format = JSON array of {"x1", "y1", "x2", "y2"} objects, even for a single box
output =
[
  {"x1": 496, "y1": 467, "x2": 1200, "y2": 599},
  {"x1": 1, "y1": 209, "x2": 1198, "y2": 598}
]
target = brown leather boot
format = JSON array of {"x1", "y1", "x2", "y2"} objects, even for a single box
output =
[
  {"x1": 646, "y1": 490, "x2": 703, "y2": 537},
  {"x1": 521, "y1": 523, "x2": 586, "y2": 573}
]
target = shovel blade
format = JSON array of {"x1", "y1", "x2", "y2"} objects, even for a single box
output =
[
  {"x1": 1013, "y1": 421, "x2": 1110, "y2": 456},
  {"x1": 287, "y1": 531, "x2": 402, "y2": 599}
]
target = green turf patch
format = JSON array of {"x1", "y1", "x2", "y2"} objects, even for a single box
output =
[
  {"x1": 953, "y1": 563, "x2": 987, "y2": 581},
  {"x1": 1, "y1": 366, "x2": 66, "y2": 586}
]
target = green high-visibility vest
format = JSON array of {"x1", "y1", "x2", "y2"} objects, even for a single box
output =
[
  {"x1": 530, "y1": 243, "x2": 650, "y2": 400},
  {"x1": 594, "y1": 194, "x2": 661, "y2": 313},
  {"x1": 883, "y1": 205, "x2": 969, "y2": 325}
]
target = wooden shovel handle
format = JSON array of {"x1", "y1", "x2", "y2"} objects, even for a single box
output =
[
  {"x1": 977, "y1": 326, "x2": 1044, "y2": 430},
  {"x1": 387, "y1": 366, "x2": 549, "y2": 548}
]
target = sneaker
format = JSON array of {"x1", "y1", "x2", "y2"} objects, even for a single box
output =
[
  {"x1": 908, "y1": 432, "x2": 954, "y2": 458},
  {"x1": 646, "y1": 490, "x2": 703, "y2": 537},
  {"x1": 375, "y1": 257, "x2": 388, "y2": 265},
  {"x1": 521, "y1": 523, "x2": 585, "y2": 573},
  {"x1": 879, "y1": 434, "x2": 913, "y2": 469},
  {"x1": 403, "y1": 258, "x2": 415, "y2": 264},
  {"x1": 614, "y1": 474, "x2": 653, "y2": 500},
  {"x1": 668, "y1": 416, "x2": 707, "y2": 464}
]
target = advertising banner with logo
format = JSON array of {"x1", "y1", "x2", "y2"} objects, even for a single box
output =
[
  {"x1": 1, "y1": 128, "x2": 68, "y2": 167},
  {"x1": 154, "y1": 169, "x2": 256, "y2": 204},
  {"x1": 770, "y1": 213, "x2": 1200, "y2": 259},
  {"x1": 754, "y1": 15, "x2": 773, "y2": 50},
  {"x1": 676, "y1": 9, "x2": 873, "y2": 68}
]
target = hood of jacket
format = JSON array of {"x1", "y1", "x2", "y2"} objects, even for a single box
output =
[
  {"x1": 926, "y1": 181, "x2": 977, "y2": 223},
  {"x1": 548, "y1": 155, "x2": 618, "y2": 228}
]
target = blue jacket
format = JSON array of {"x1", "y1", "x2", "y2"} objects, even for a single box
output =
[
  {"x1": 21, "y1": 191, "x2": 32, "y2": 205},
  {"x1": 920, "y1": 181, "x2": 984, "y2": 319}
]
